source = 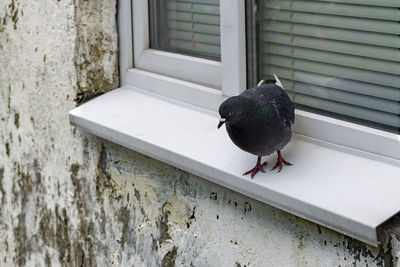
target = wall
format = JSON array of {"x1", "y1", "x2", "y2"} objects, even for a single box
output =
[{"x1": 0, "y1": 0, "x2": 399, "y2": 266}]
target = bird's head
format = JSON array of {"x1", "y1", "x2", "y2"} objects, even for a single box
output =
[{"x1": 218, "y1": 96, "x2": 243, "y2": 129}]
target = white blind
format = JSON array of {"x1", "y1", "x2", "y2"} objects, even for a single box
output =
[
  {"x1": 260, "y1": 0, "x2": 400, "y2": 132},
  {"x1": 149, "y1": 0, "x2": 221, "y2": 60}
]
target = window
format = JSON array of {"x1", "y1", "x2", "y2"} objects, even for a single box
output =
[
  {"x1": 149, "y1": 0, "x2": 221, "y2": 61},
  {"x1": 246, "y1": 0, "x2": 400, "y2": 134},
  {"x1": 127, "y1": 0, "x2": 399, "y2": 159},
  {"x1": 130, "y1": 0, "x2": 246, "y2": 106}
]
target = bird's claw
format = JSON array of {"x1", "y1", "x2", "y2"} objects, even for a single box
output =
[
  {"x1": 271, "y1": 150, "x2": 292, "y2": 173},
  {"x1": 243, "y1": 161, "x2": 268, "y2": 179}
]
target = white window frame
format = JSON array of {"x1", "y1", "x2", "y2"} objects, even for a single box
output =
[
  {"x1": 128, "y1": 0, "x2": 246, "y2": 108},
  {"x1": 120, "y1": 0, "x2": 399, "y2": 161}
]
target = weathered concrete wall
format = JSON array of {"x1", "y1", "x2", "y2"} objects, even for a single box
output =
[{"x1": 0, "y1": 0, "x2": 399, "y2": 266}]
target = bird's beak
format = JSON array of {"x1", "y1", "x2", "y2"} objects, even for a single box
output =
[{"x1": 217, "y1": 118, "x2": 226, "y2": 129}]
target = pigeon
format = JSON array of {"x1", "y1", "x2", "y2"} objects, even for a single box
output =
[{"x1": 218, "y1": 74, "x2": 294, "y2": 178}]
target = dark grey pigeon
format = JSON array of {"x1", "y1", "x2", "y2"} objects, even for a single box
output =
[{"x1": 218, "y1": 74, "x2": 294, "y2": 178}]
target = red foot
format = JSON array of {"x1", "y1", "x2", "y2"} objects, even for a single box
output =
[
  {"x1": 243, "y1": 156, "x2": 268, "y2": 179},
  {"x1": 271, "y1": 150, "x2": 292, "y2": 173}
]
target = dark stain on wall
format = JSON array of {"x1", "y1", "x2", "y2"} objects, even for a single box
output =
[
  {"x1": 73, "y1": 1, "x2": 119, "y2": 105},
  {"x1": 5, "y1": 142, "x2": 10, "y2": 157},
  {"x1": 12, "y1": 160, "x2": 43, "y2": 266},
  {"x1": 14, "y1": 112, "x2": 19, "y2": 128},
  {"x1": 345, "y1": 236, "x2": 393, "y2": 267},
  {"x1": 162, "y1": 246, "x2": 177, "y2": 267},
  {"x1": 0, "y1": 0, "x2": 19, "y2": 32},
  {"x1": 0, "y1": 167, "x2": 5, "y2": 205},
  {"x1": 158, "y1": 202, "x2": 172, "y2": 244}
]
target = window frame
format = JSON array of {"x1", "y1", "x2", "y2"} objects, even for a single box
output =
[
  {"x1": 120, "y1": 0, "x2": 399, "y2": 161},
  {"x1": 130, "y1": 0, "x2": 246, "y2": 95}
]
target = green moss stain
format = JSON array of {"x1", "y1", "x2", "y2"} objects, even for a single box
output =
[
  {"x1": 55, "y1": 206, "x2": 72, "y2": 265},
  {"x1": 12, "y1": 159, "x2": 43, "y2": 266},
  {"x1": 0, "y1": 167, "x2": 5, "y2": 205},
  {"x1": 117, "y1": 207, "x2": 136, "y2": 250},
  {"x1": 14, "y1": 112, "x2": 19, "y2": 128},
  {"x1": 5, "y1": 142, "x2": 10, "y2": 157},
  {"x1": 95, "y1": 144, "x2": 112, "y2": 199},
  {"x1": 74, "y1": 7, "x2": 119, "y2": 105},
  {"x1": 45, "y1": 253, "x2": 51, "y2": 267},
  {"x1": 69, "y1": 163, "x2": 79, "y2": 179},
  {"x1": 0, "y1": 0, "x2": 19, "y2": 32},
  {"x1": 9, "y1": 0, "x2": 18, "y2": 29},
  {"x1": 8, "y1": 85, "x2": 11, "y2": 111},
  {"x1": 14, "y1": 212, "x2": 27, "y2": 266}
]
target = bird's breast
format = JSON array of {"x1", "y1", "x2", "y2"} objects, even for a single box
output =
[{"x1": 226, "y1": 122, "x2": 292, "y2": 157}]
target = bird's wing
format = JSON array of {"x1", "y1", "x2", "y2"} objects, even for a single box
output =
[{"x1": 242, "y1": 83, "x2": 295, "y2": 126}]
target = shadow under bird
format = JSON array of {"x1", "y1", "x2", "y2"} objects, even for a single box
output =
[{"x1": 218, "y1": 74, "x2": 295, "y2": 178}]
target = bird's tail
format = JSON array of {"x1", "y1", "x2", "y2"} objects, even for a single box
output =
[
  {"x1": 272, "y1": 73, "x2": 283, "y2": 89},
  {"x1": 256, "y1": 73, "x2": 284, "y2": 89}
]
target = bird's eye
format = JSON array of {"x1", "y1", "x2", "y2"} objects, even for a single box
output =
[{"x1": 229, "y1": 111, "x2": 235, "y2": 117}]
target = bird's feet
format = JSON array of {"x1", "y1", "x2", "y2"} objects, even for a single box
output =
[
  {"x1": 243, "y1": 156, "x2": 267, "y2": 179},
  {"x1": 271, "y1": 150, "x2": 292, "y2": 173}
]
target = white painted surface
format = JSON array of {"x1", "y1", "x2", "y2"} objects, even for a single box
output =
[
  {"x1": 69, "y1": 86, "x2": 400, "y2": 246},
  {"x1": 118, "y1": 0, "x2": 133, "y2": 85},
  {"x1": 136, "y1": 49, "x2": 222, "y2": 89},
  {"x1": 126, "y1": 68, "x2": 226, "y2": 111},
  {"x1": 220, "y1": 0, "x2": 247, "y2": 96},
  {"x1": 293, "y1": 110, "x2": 400, "y2": 161}
]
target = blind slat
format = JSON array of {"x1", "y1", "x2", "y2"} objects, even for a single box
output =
[
  {"x1": 167, "y1": 11, "x2": 220, "y2": 25},
  {"x1": 263, "y1": 32, "x2": 400, "y2": 62},
  {"x1": 263, "y1": 43, "x2": 400, "y2": 75},
  {"x1": 169, "y1": 39, "x2": 220, "y2": 57},
  {"x1": 263, "y1": 55, "x2": 400, "y2": 88},
  {"x1": 264, "y1": 8, "x2": 400, "y2": 34},
  {"x1": 283, "y1": 80, "x2": 399, "y2": 114},
  {"x1": 167, "y1": 2, "x2": 220, "y2": 15},
  {"x1": 263, "y1": 66, "x2": 400, "y2": 101},
  {"x1": 310, "y1": 0, "x2": 400, "y2": 7},
  {"x1": 169, "y1": 30, "x2": 220, "y2": 45},
  {"x1": 173, "y1": 0, "x2": 219, "y2": 5},
  {"x1": 264, "y1": 0, "x2": 400, "y2": 21},
  {"x1": 168, "y1": 20, "x2": 220, "y2": 35},
  {"x1": 286, "y1": 92, "x2": 400, "y2": 128},
  {"x1": 263, "y1": 21, "x2": 400, "y2": 48}
]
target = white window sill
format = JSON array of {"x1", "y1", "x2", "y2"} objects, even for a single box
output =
[{"x1": 69, "y1": 85, "x2": 400, "y2": 247}]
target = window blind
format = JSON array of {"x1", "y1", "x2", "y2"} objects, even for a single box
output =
[
  {"x1": 258, "y1": 0, "x2": 400, "y2": 133},
  {"x1": 149, "y1": 0, "x2": 221, "y2": 60}
]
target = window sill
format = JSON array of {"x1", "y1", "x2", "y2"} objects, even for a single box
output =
[{"x1": 69, "y1": 85, "x2": 400, "y2": 247}]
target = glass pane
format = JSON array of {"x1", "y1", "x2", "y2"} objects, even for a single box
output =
[
  {"x1": 246, "y1": 0, "x2": 400, "y2": 134},
  {"x1": 149, "y1": 0, "x2": 221, "y2": 61}
]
